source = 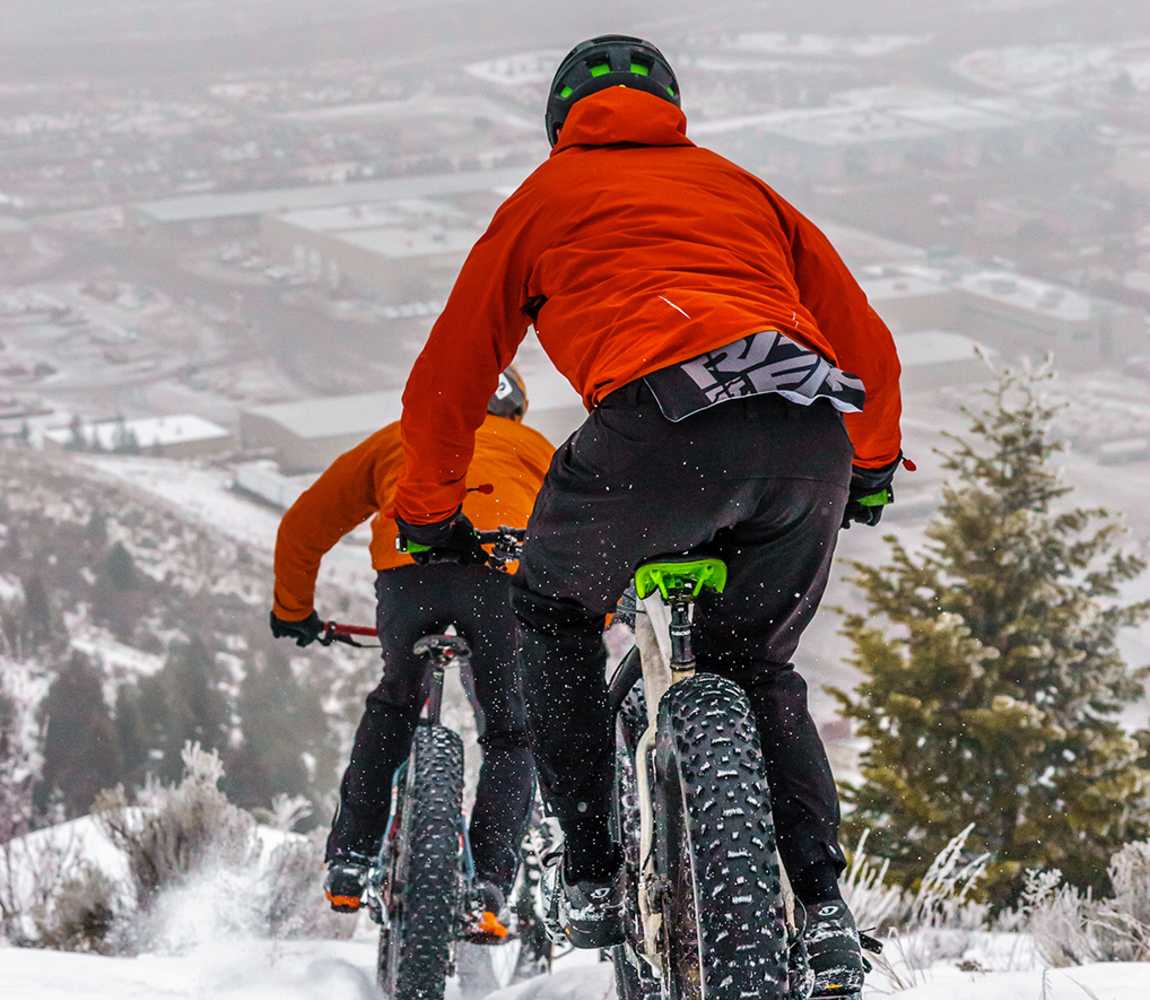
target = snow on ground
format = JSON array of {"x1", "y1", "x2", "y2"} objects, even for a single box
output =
[
  {"x1": 721, "y1": 32, "x2": 930, "y2": 59},
  {"x1": 82, "y1": 455, "x2": 376, "y2": 613},
  {"x1": 955, "y1": 41, "x2": 1150, "y2": 103},
  {"x1": 893, "y1": 963, "x2": 1149, "y2": 999},
  {"x1": 3, "y1": 942, "x2": 1146, "y2": 1000},
  {"x1": 0, "y1": 939, "x2": 382, "y2": 1000}
]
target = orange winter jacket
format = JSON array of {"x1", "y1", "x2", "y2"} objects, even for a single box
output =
[
  {"x1": 272, "y1": 415, "x2": 553, "y2": 622},
  {"x1": 395, "y1": 86, "x2": 902, "y2": 526}
]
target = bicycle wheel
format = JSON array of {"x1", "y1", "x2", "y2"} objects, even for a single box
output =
[
  {"x1": 655, "y1": 673, "x2": 788, "y2": 1000},
  {"x1": 380, "y1": 724, "x2": 465, "y2": 1000}
]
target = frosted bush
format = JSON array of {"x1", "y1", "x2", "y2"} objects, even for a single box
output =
[
  {"x1": 253, "y1": 792, "x2": 313, "y2": 832},
  {"x1": 1023, "y1": 841, "x2": 1150, "y2": 966},
  {"x1": 92, "y1": 742, "x2": 352, "y2": 953},
  {"x1": 34, "y1": 863, "x2": 123, "y2": 953},
  {"x1": 261, "y1": 834, "x2": 355, "y2": 941},
  {"x1": 97, "y1": 742, "x2": 260, "y2": 918},
  {"x1": 840, "y1": 829, "x2": 909, "y2": 933}
]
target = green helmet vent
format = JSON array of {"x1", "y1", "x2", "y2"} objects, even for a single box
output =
[
  {"x1": 559, "y1": 85, "x2": 574, "y2": 99},
  {"x1": 629, "y1": 62, "x2": 650, "y2": 76},
  {"x1": 589, "y1": 62, "x2": 611, "y2": 78}
]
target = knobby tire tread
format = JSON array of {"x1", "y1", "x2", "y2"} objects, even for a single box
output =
[
  {"x1": 383, "y1": 725, "x2": 465, "y2": 1000},
  {"x1": 658, "y1": 673, "x2": 788, "y2": 1000}
]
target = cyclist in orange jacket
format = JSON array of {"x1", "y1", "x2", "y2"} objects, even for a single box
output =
[
  {"x1": 390, "y1": 36, "x2": 903, "y2": 996},
  {"x1": 270, "y1": 369, "x2": 553, "y2": 934}
]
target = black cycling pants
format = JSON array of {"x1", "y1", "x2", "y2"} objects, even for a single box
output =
[
  {"x1": 512, "y1": 382, "x2": 852, "y2": 884},
  {"x1": 326, "y1": 564, "x2": 534, "y2": 896}
]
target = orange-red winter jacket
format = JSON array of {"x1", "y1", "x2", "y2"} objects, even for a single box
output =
[
  {"x1": 272, "y1": 415, "x2": 553, "y2": 621},
  {"x1": 395, "y1": 86, "x2": 902, "y2": 526}
]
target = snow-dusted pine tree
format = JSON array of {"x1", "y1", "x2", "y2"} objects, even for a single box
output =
[
  {"x1": 35, "y1": 651, "x2": 122, "y2": 818},
  {"x1": 832, "y1": 364, "x2": 1150, "y2": 903}
]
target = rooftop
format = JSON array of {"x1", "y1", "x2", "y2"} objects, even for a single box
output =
[
  {"x1": 896, "y1": 330, "x2": 989, "y2": 367},
  {"x1": 275, "y1": 196, "x2": 467, "y2": 235},
  {"x1": 338, "y1": 226, "x2": 482, "y2": 259},
  {"x1": 693, "y1": 91, "x2": 1074, "y2": 146},
  {"x1": 132, "y1": 166, "x2": 531, "y2": 224},
  {"x1": 243, "y1": 389, "x2": 405, "y2": 440},
  {"x1": 957, "y1": 270, "x2": 1093, "y2": 322},
  {"x1": 43, "y1": 414, "x2": 230, "y2": 449},
  {"x1": 859, "y1": 267, "x2": 950, "y2": 300}
]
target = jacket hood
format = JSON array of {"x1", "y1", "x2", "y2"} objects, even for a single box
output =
[{"x1": 551, "y1": 87, "x2": 694, "y2": 155}]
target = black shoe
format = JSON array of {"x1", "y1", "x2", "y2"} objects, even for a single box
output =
[
  {"x1": 804, "y1": 900, "x2": 865, "y2": 998},
  {"x1": 324, "y1": 856, "x2": 370, "y2": 913},
  {"x1": 463, "y1": 879, "x2": 510, "y2": 943},
  {"x1": 542, "y1": 848, "x2": 625, "y2": 950}
]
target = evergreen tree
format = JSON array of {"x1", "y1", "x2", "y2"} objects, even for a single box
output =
[
  {"x1": 35, "y1": 651, "x2": 122, "y2": 818},
  {"x1": 156, "y1": 637, "x2": 229, "y2": 781},
  {"x1": 113, "y1": 684, "x2": 149, "y2": 790},
  {"x1": 22, "y1": 573, "x2": 58, "y2": 649},
  {"x1": 832, "y1": 366, "x2": 1150, "y2": 902},
  {"x1": 0, "y1": 684, "x2": 35, "y2": 841},
  {"x1": 92, "y1": 542, "x2": 141, "y2": 640},
  {"x1": 226, "y1": 646, "x2": 318, "y2": 812},
  {"x1": 86, "y1": 509, "x2": 108, "y2": 548},
  {"x1": 66, "y1": 414, "x2": 87, "y2": 451}
]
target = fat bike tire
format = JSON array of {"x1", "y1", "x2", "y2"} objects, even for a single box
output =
[
  {"x1": 379, "y1": 725, "x2": 465, "y2": 1000},
  {"x1": 656, "y1": 673, "x2": 788, "y2": 1000}
]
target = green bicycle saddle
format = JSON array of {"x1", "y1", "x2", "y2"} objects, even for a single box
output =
[{"x1": 634, "y1": 555, "x2": 728, "y2": 601}]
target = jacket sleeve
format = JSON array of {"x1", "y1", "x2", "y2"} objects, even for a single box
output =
[
  {"x1": 272, "y1": 426, "x2": 399, "y2": 620},
  {"x1": 769, "y1": 191, "x2": 903, "y2": 469},
  {"x1": 393, "y1": 188, "x2": 536, "y2": 525}
]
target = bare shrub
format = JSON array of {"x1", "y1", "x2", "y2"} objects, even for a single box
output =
[
  {"x1": 0, "y1": 826, "x2": 82, "y2": 945},
  {"x1": 261, "y1": 834, "x2": 355, "y2": 941},
  {"x1": 840, "y1": 829, "x2": 910, "y2": 933},
  {"x1": 34, "y1": 863, "x2": 123, "y2": 953},
  {"x1": 865, "y1": 825, "x2": 993, "y2": 980},
  {"x1": 253, "y1": 793, "x2": 313, "y2": 833},
  {"x1": 90, "y1": 742, "x2": 351, "y2": 952},
  {"x1": 96, "y1": 742, "x2": 260, "y2": 921},
  {"x1": 1023, "y1": 841, "x2": 1150, "y2": 967}
]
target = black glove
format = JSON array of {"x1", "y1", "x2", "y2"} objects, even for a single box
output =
[
  {"x1": 270, "y1": 610, "x2": 325, "y2": 647},
  {"x1": 842, "y1": 456, "x2": 901, "y2": 529},
  {"x1": 396, "y1": 511, "x2": 488, "y2": 566}
]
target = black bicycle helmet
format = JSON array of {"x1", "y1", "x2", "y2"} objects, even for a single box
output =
[
  {"x1": 545, "y1": 34, "x2": 680, "y2": 147},
  {"x1": 487, "y1": 366, "x2": 528, "y2": 420}
]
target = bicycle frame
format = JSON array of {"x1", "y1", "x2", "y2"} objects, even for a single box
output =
[{"x1": 631, "y1": 592, "x2": 684, "y2": 975}]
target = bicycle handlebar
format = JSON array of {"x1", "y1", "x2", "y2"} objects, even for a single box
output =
[
  {"x1": 320, "y1": 621, "x2": 379, "y2": 646},
  {"x1": 319, "y1": 528, "x2": 526, "y2": 650}
]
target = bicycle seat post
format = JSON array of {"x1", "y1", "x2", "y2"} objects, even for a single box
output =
[
  {"x1": 667, "y1": 597, "x2": 695, "y2": 672},
  {"x1": 412, "y1": 634, "x2": 471, "y2": 727}
]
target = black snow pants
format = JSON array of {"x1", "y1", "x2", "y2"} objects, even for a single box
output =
[
  {"x1": 327, "y1": 563, "x2": 534, "y2": 897},
  {"x1": 511, "y1": 380, "x2": 852, "y2": 888}
]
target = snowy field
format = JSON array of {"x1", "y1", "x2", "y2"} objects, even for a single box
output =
[
  {"x1": 2, "y1": 940, "x2": 1148, "y2": 1000},
  {"x1": 956, "y1": 40, "x2": 1150, "y2": 103}
]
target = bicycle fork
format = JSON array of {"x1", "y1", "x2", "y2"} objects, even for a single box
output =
[{"x1": 632, "y1": 594, "x2": 696, "y2": 976}]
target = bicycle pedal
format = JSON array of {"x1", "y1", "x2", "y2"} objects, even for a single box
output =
[
  {"x1": 464, "y1": 909, "x2": 510, "y2": 943},
  {"x1": 324, "y1": 890, "x2": 363, "y2": 913}
]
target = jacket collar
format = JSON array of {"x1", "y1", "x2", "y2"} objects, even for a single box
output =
[{"x1": 551, "y1": 87, "x2": 694, "y2": 155}]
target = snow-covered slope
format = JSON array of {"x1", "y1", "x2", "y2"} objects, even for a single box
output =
[{"x1": 2, "y1": 944, "x2": 1147, "y2": 1000}]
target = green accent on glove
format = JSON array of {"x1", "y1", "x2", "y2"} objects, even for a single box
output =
[
  {"x1": 857, "y1": 489, "x2": 891, "y2": 508},
  {"x1": 402, "y1": 540, "x2": 432, "y2": 554}
]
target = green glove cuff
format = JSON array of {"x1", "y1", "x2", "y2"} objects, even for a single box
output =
[
  {"x1": 396, "y1": 538, "x2": 432, "y2": 554},
  {"x1": 857, "y1": 488, "x2": 891, "y2": 508}
]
